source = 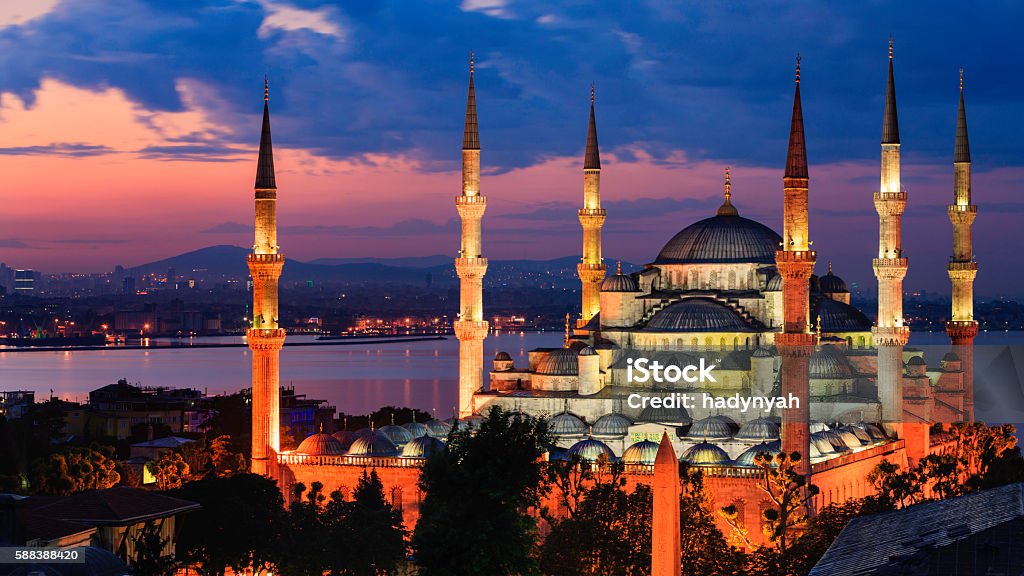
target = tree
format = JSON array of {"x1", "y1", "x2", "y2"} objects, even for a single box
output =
[
  {"x1": 178, "y1": 435, "x2": 247, "y2": 481},
  {"x1": 328, "y1": 470, "x2": 407, "y2": 575},
  {"x1": 274, "y1": 482, "x2": 329, "y2": 576},
  {"x1": 170, "y1": 473, "x2": 285, "y2": 576},
  {"x1": 539, "y1": 460, "x2": 652, "y2": 576},
  {"x1": 147, "y1": 451, "x2": 189, "y2": 491},
  {"x1": 31, "y1": 444, "x2": 120, "y2": 496},
  {"x1": 413, "y1": 405, "x2": 551, "y2": 576},
  {"x1": 866, "y1": 459, "x2": 924, "y2": 509},
  {"x1": 678, "y1": 465, "x2": 745, "y2": 576},
  {"x1": 131, "y1": 520, "x2": 177, "y2": 576}
]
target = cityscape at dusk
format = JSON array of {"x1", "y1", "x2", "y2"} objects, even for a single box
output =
[{"x1": 2, "y1": 2, "x2": 1024, "y2": 576}]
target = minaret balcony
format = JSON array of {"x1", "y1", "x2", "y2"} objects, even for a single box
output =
[
  {"x1": 454, "y1": 320, "x2": 489, "y2": 340},
  {"x1": 248, "y1": 253, "x2": 285, "y2": 264},
  {"x1": 945, "y1": 321, "x2": 979, "y2": 342},
  {"x1": 874, "y1": 191, "x2": 907, "y2": 202},
  {"x1": 872, "y1": 325, "x2": 910, "y2": 347},
  {"x1": 775, "y1": 249, "x2": 816, "y2": 263},
  {"x1": 578, "y1": 208, "x2": 606, "y2": 217},
  {"x1": 456, "y1": 194, "x2": 487, "y2": 205}
]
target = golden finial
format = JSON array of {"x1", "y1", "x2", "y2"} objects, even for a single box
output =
[
  {"x1": 470, "y1": 51, "x2": 475, "y2": 75},
  {"x1": 795, "y1": 54, "x2": 801, "y2": 85},
  {"x1": 617, "y1": 260, "x2": 622, "y2": 275},
  {"x1": 343, "y1": 416, "x2": 348, "y2": 430},
  {"x1": 828, "y1": 261, "x2": 833, "y2": 275},
  {"x1": 816, "y1": 314, "x2": 822, "y2": 340},
  {"x1": 959, "y1": 67, "x2": 964, "y2": 92},
  {"x1": 264, "y1": 76, "x2": 269, "y2": 102},
  {"x1": 591, "y1": 82, "x2": 595, "y2": 105},
  {"x1": 319, "y1": 422, "x2": 323, "y2": 433},
  {"x1": 724, "y1": 166, "x2": 732, "y2": 205},
  {"x1": 391, "y1": 412, "x2": 395, "y2": 425},
  {"x1": 564, "y1": 313, "x2": 571, "y2": 347},
  {"x1": 888, "y1": 37, "x2": 893, "y2": 60}
]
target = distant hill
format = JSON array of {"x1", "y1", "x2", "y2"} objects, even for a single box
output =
[{"x1": 128, "y1": 246, "x2": 639, "y2": 288}]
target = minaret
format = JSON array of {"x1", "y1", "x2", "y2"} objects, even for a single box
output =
[
  {"x1": 946, "y1": 68, "x2": 978, "y2": 422},
  {"x1": 454, "y1": 54, "x2": 489, "y2": 418},
  {"x1": 872, "y1": 40, "x2": 910, "y2": 433},
  {"x1": 651, "y1": 431, "x2": 681, "y2": 576},
  {"x1": 578, "y1": 84, "x2": 606, "y2": 325},
  {"x1": 249, "y1": 78, "x2": 286, "y2": 477},
  {"x1": 774, "y1": 56, "x2": 816, "y2": 476}
]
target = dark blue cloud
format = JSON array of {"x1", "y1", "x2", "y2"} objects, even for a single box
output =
[{"x1": 0, "y1": 1, "x2": 1020, "y2": 171}]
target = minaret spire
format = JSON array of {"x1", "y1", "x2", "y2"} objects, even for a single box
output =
[
  {"x1": 578, "y1": 84, "x2": 607, "y2": 325},
  {"x1": 255, "y1": 77, "x2": 276, "y2": 190},
  {"x1": 882, "y1": 39, "x2": 900, "y2": 145},
  {"x1": 463, "y1": 52, "x2": 479, "y2": 151},
  {"x1": 955, "y1": 69, "x2": 970, "y2": 164},
  {"x1": 717, "y1": 166, "x2": 738, "y2": 216},
  {"x1": 454, "y1": 52, "x2": 489, "y2": 418},
  {"x1": 775, "y1": 53, "x2": 816, "y2": 476}
]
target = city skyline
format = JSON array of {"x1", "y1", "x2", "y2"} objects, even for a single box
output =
[{"x1": 0, "y1": 1, "x2": 1021, "y2": 297}]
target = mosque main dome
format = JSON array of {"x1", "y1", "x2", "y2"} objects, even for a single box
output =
[{"x1": 653, "y1": 212, "x2": 782, "y2": 264}]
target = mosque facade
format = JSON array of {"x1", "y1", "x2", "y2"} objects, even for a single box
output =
[{"x1": 248, "y1": 45, "x2": 979, "y2": 547}]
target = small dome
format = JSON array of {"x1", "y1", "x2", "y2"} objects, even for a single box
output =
[
  {"x1": 566, "y1": 437, "x2": 615, "y2": 462},
  {"x1": 836, "y1": 429, "x2": 866, "y2": 449},
  {"x1": 819, "y1": 430, "x2": 852, "y2": 452},
  {"x1": 942, "y1": 352, "x2": 961, "y2": 362},
  {"x1": 495, "y1": 351, "x2": 512, "y2": 361},
  {"x1": 810, "y1": 440, "x2": 823, "y2": 458},
  {"x1": 331, "y1": 429, "x2": 358, "y2": 450},
  {"x1": 855, "y1": 422, "x2": 888, "y2": 440},
  {"x1": 735, "y1": 441, "x2": 781, "y2": 467},
  {"x1": 681, "y1": 441, "x2": 731, "y2": 466},
  {"x1": 654, "y1": 213, "x2": 782, "y2": 265},
  {"x1": 354, "y1": 427, "x2": 374, "y2": 439},
  {"x1": 379, "y1": 424, "x2": 415, "y2": 446},
  {"x1": 425, "y1": 419, "x2": 453, "y2": 438},
  {"x1": 736, "y1": 418, "x2": 780, "y2": 440},
  {"x1": 402, "y1": 421, "x2": 430, "y2": 439},
  {"x1": 814, "y1": 299, "x2": 872, "y2": 333},
  {"x1": 638, "y1": 403, "x2": 692, "y2": 425},
  {"x1": 578, "y1": 346, "x2": 597, "y2": 356},
  {"x1": 550, "y1": 412, "x2": 587, "y2": 437},
  {"x1": 347, "y1": 431, "x2": 398, "y2": 457},
  {"x1": 401, "y1": 436, "x2": 445, "y2": 458},
  {"x1": 907, "y1": 355, "x2": 926, "y2": 366},
  {"x1": 643, "y1": 298, "x2": 754, "y2": 332},
  {"x1": 810, "y1": 431, "x2": 839, "y2": 455},
  {"x1": 752, "y1": 347, "x2": 774, "y2": 358},
  {"x1": 592, "y1": 413, "x2": 632, "y2": 437},
  {"x1": 810, "y1": 345, "x2": 852, "y2": 379},
  {"x1": 687, "y1": 416, "x2": 733, "y2": 439},
  {"x1": 809, "y1": 421, "x2": 831, "y2": 433},
  {"x1": 601, "y1": 273, "x2": 640, "y2": 292},
  {"x1": 766, "y1": 274, "x2": 783, "y2": 292},
  {"x1": 820, "y1": 268, "x2": 849, "y2": 294},
  {"x1": 840, "y1": 425, "x2": 873, "y2": 444},
  {"x1": 297, "y1": 433, "x2": 346, "y2": 456},
  {"x1": 621, "y1": 440, "x2": 660, "y2": 465},
  {"x1": 535, "y1": 348, "x2": 579, "y2": 376}
]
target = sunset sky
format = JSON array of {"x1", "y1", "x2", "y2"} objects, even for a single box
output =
[{"x1": 0, "y1": 1, "x2": 1021, "y2": 296}]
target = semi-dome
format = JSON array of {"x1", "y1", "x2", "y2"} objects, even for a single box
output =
[
  {"x1": 331, "y1": 429, "x2": 357, "y2": 450},
  {"x1": 735, "y1": 441, "x2": 781, "y2": 467},
  {"x1": 566, "y1": 437, "x2": 615, "y2": 462},
  {"x1": 638, "y1": 403, "x2": 692, "y2": 424},
  {"x1": 402, "y1": 421, "x2": 430, "y2": 439},
  {"x1": 836, "y1": 429, "x2": 865, "y2": 449},
  {"x1": 766, "y1": 274, "x2": 783, "y2": 292},
  {"x1": 810, "y1": 431, "x2": 839, "y2": 455},
  {"x1": 535, "y1": 348, "x2": 579, "y2": 376},
  {"x1": 810, "y1": 345, "x2": 852, "y2": 379},
  {"x1": 814, "y1": 298, "x2": 872, "y2": 333},
  {"x1": 550, "y1": 412, "x2": 587, "y2": 436},
  {"x1": 621, "y1": 440, "x2": 660, "y2": 465},
  {"x1": 297, "y1": 432, "x2": 346, "y2": 456},
  {"x1": 736, "y1": 417, "x2": 781, "y2": 440},
  {"x1": 425, "y1": 418, "x2": 453, "y2": 438},
  {"x1": 347, "y1": 431, "x2": 398, "y2": 457},
  {"x1": 654, "y1": 212, "x2": 782, "y2": 264},
  {"x1": 379, "y1": 424, "x2": 414, "y2": 446},
  {"x1": 681, "y1": 441, "x2": 731, "y2": 466},
  {"x1": 592, "y1": 413, "x2": 632, "y2": 437},
  {"x1": 643, "y1": 298, "x2": 754, "y2": 332},
  {"x1": 401, "y1": 435, "x2": 445, "y2": 458},
  {"x1": 601, "y1": 273, "x2": 640, "y2": 292},
  {"x1": 687, "y1": 416, "x2": 733, "y2": 439},
  {"x1": 840, "y1": 425, "x2": 873, "y2": 444},
  {"x1": 819, "y1": 429, "x2": 852, "y2": 452}
]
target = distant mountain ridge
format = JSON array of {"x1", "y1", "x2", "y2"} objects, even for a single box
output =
[{"x1": 128, "y1": 245, "x2": 639, "y2": 288}]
